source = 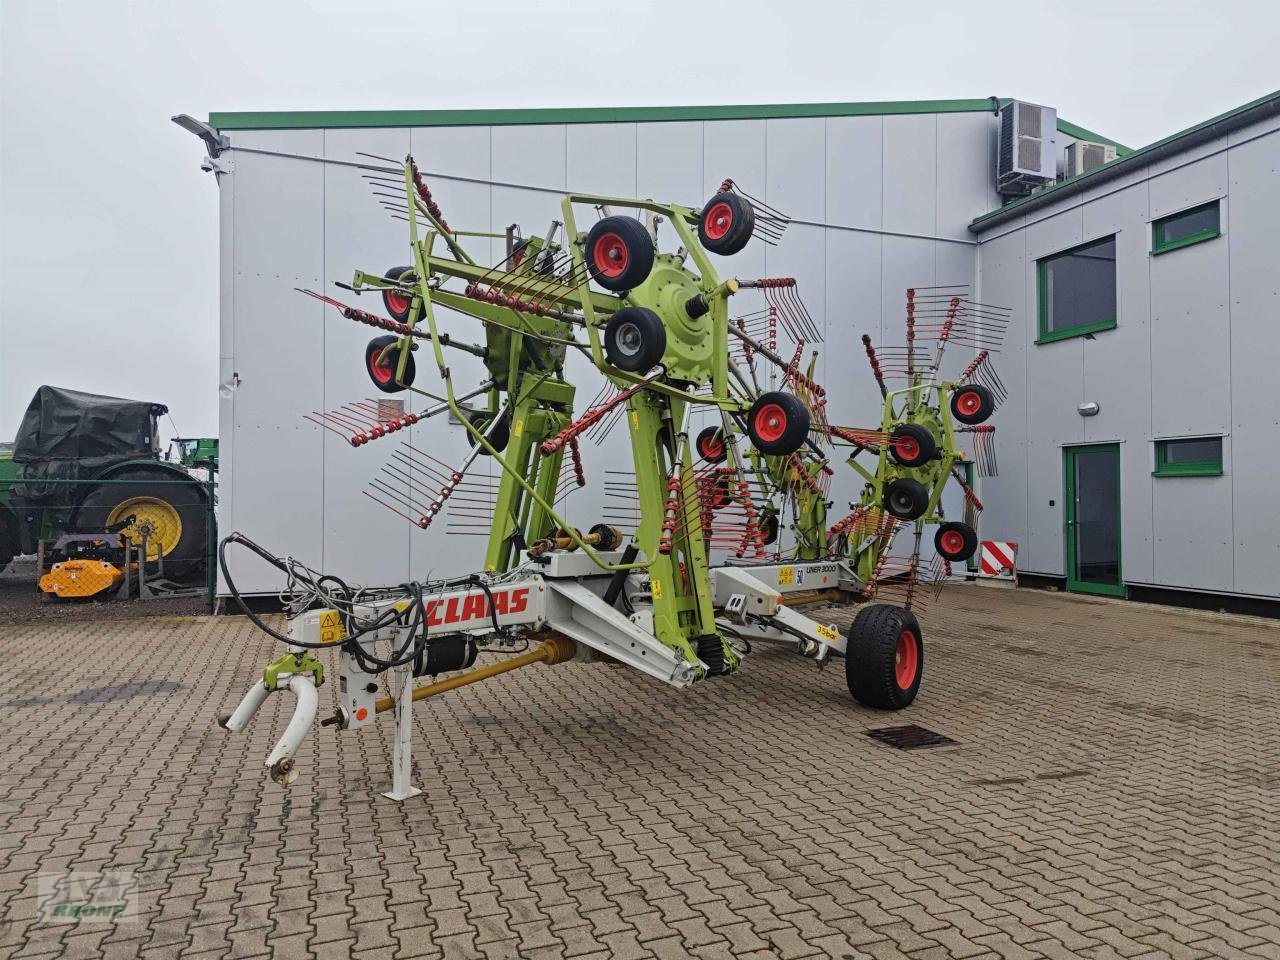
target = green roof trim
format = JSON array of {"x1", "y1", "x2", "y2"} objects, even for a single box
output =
[
  {"x1": 209, "y1": 99, "x2": 1012, "y2": 131},
  {"x1": 972, "y1": 87, "x2": 1280, "y2": 233},
  {"x1": 1055, "y1": 119, "x2": 1133, "y2": 156}
]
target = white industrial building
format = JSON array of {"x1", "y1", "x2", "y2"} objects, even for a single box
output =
[{"x1": 191, "y1": 91, "x2": 1280, "y2": 605}]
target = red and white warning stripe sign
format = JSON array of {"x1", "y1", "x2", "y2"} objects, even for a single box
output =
[{"x1": 979, "y1": 541, "x2": 1018, "y2": 579}]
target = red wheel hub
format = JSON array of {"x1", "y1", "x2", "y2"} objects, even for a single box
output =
[
  {"x1": 753, "y1": 403, "x2": 788, "y2": 443},
  {"x1": 368, "y1": 347, "x2": 393, "y2": 384},
  {"x1": 956, "y1": 390, "x2": 982, "y2": 416},
  {"x1": 895, "y1": 629, "x2": 920, "y2": 690},
  {"x1": 940, "y1": 530, "x2": 965, "y2": 556},
  {"x1": 701, "y1": 436, "x2": 723, "y2": 459},
  {"x1": 385, "y1": 291, "x2": 409, "y2": 315},
  {"x1": 592, "y1": 233, "x2": 628, "y2": 278},
  {"x1": 704, "y1": 201, "x2": 734, "y2": 240},
  {"x1": 896, "y1": 436, "x2": 920, "y2": 461}
]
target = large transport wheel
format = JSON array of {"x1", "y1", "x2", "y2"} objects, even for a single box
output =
[
  {"x1": 696, "y1": 426, "x2": 727, "y2": 464},
  {"x1": 382, "y1": 266, "x2": 416, "y2": 322},
  {"x1": 584, "y1": 216, "x2": 654, "y2": 292},
  {"x1": 697, "y1": 192, "x2": 755, "y2": 255},
  {"x1": 950, "y1": 383, "x2": 995, "y2": 425},
  {"x1": 934, "y1": 521, "x2": 978, "y2": 562},
  {"x1": 73, "y1": 468, "x2": 207, "y2": 581},
  {"x1": 889, "y1": 423, "x2": 937, "y2": 467},
  {"x1": 604, "y1": 307, "x2": 666, "y2": 372},
  {"x1": 845, "y1": 603, "x2": 923, "y2": 709},
  {"x1": 883, "y1": 477, "x2": 929, "y2": 520},
  {"x1": 746, "y1": 391, "x2": 810, "y2": 456},
  {"x1": 365, "y1": 335, "x2": 416, "y2": 393}
]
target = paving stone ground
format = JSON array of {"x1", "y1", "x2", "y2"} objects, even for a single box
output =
[{"x1": 2, "y1": 583, "x2": 1279, "y2": 960}]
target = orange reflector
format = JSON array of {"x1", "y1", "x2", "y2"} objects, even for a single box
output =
[{"x1": 355, "y1": 707, "x2": 368, "y2": 721}]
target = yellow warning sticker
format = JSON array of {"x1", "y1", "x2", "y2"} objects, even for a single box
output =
[
  {"x1": 319, "y1": 610, "x2": 346, "y2": 644},
  {"x1": 650, "y1": 579, "x2": 663, "y2": 600},
  {"x1": 513, "y1": 418, "x2": 524, "y2": 437},
  {"x1": 777, "y1": 566, "x2": 795, "y2": 586},
  {"x1": 816, "y1": 623, "x2": 839, "y2": 643},
  {"x1": 630, "y1": 411, "x2": 639, "y2": 429}
]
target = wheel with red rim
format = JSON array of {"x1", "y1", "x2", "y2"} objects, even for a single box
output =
[
  {"x1": 604, "y1": 307, "x2": 666, "y2": 373},
  {"x1": 697, "y1": 192, "x2": 755, "y2": 255},
  {"x1": 584, "y1": 216, "x2": 654, "y2": 292},
  {"x1": 746, "y1": 391, "x2": 810, "y2": 456},
  {"x1": 845, "y1": 603, "x2": 924, "y2": 709},
  {"x1": 950, "y1": 383, "x2": 995, "y2": 425},
  {"x1": 933, "y1": 521, "x2": 978, "y2": 562},
  {"x1": 696, "y1": 426, "x2": 728, "y2": 464},
  {"x1": 889, "y1": 423, "x2": 937, "y2": 467},
  {"x1": 382, "y1": 266, "x2": 416, "y2": 322},
  {"x1": 365, "y1": 335, "x2": 415, "y2": 393}
]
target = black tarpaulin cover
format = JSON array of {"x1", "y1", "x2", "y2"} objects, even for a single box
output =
[{"x1": 12, "y1": 386, "x2": 165, "y2": 464}]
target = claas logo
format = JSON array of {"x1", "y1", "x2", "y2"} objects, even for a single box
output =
[{"x1": 425, "y1": 588, "x2": 529, "y2": 627}]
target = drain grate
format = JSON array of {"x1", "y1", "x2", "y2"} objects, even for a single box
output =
[{"x1": 866, "y1": 725, "x2": 956, "y2": 750}]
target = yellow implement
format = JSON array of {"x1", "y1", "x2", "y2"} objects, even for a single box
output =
[{"x1": 38, "y1": 559, "x2": 124, "y2": 598}]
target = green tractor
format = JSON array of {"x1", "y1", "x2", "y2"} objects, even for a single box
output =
[{"x1": 0, "y1": 386, "x2": 215, "y2": 581}]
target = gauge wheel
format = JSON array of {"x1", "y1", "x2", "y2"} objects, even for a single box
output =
[
  {"x1": 697, "y1": 192, "x2": 755, "y2": 255},
  {"x1": 382, "y1": 265, "x2": 417, "y2": 322},
  {"x1": 883, "y1": 477, "x2": 929, "y2": 520},
  {"x1": 466, "y1": 411, "x2": 509, "y2": 455},
  {"x1": 365, "y1": 335, "x2": 416, "y2": 393},
  {"x1": 845, "y1": 603, "x2": 923, "y2": 709},
  {"x1": 584, "y1": 216, "x2": 655, "y2": 291},
  {"x1": 604, "y1": 307, "x2": 666, "y2": 373},
  {"x1": 889, "y1": 423, "x2": 937, "y2": 467},
  {"x1": 696, "y1": 426, "x2": 728, "y2": 464},
  {"x1": 934, "y1": 521, "x2": 978, "y2": 562},
  {"x1": 950, "y1": 383, "x2": 995, "y2": 425},
  {"x1": 746, "y1": 391, "x2": 811, "y2": 456}
]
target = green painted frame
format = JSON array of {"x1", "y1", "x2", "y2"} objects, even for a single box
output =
[
  {"x1": 1063, "y1": 444, "x2": 1126, "y2": 597},
  {"x1": 1151, "y1": 200, "x2": 1221, "y2": 256},
  {"x1": 1036, "y1": 236, "x2": 1118, "y2": 345},
  {"x1": 1153, "y1": 437, "x2": 1223, "y2": 477}
]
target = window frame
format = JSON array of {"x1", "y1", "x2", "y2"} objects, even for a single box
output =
[
  {"x1": 1036, "y1": 235, "x2": 1119, "y2": 345},
  {"x1": 1153, "y1": 436, "x2": 1223, "y2": 478},
  {"x1": 1151, "y1": 199, "x2": 1221, "y2": 256}
]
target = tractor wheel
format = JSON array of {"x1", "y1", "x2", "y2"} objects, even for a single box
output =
[
  {"x1": 883, "y1": 477, "x2": 929, "y2": 520},
  {"x1": 746, "y1": 392, "x2": 810, "y2": 456},
  {"x1": 0, "y1": 511, "x2": 16, "y2": 573},
  {"x1": 889, "y1": 423, "x2": 937, "y2": 467},
  {"x1": 466, "y1": 411, "x2": 509, "y2": 455},
  {"x1": 696, "y1": 426, "x2": 728, "y2": 464},
  {"x1": 365, "y1": 335, "x2": 416, "y2": 393},
  {"x1": 584, "y1": 216, "x2": 655, "y2": 291},
  {"x1": 382, "y1": 266, "x2": 416, "y2": 322},
  {"x1": 73, "y1": 468, "x2": 207, "y2": 582},
  {"x1": 697, "y1": 192, "x2": 755, "y2": 255},
  {"x1": 604, "y1": 307, "x2": 666, "y2": 373},
  {"x1": 950, "y1": 383, "x2": 995, "y2": 425},
  {"x1": 934, "y1": 521, "x2": 978, "y2": 562},
  {"x1": 845, "y1": 603, "x2": 923, "y2": 709}
]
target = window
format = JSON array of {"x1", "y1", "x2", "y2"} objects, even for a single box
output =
[
  {"x1": 1154, "y1": 437, "x2": 1223, "y2": 477},
  {"x1": 1037, "y1": 236, "x2": 1117, "y2": 344},
  {"x1": 1152, "y1": 200, "x2": 1220, "y2": 255}
]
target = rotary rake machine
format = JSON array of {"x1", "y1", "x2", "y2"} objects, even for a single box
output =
[{"x1": 218, "y1": 155, "x2": 1000, "y2": 797}]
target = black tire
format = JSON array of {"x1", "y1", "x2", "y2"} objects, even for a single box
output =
[
  {"x1": 845, "y1": 603, "x2": 923, "y2": 709},
  {"x1": 696, "y1": 426, "x2": 728, "y2": 464},
  {"x1": 467, "y1": 411, "x2": 509, "y2": 455},
  {"x1": 934, "y1": 521, "x2": 978, "y2": 562},
  {"x1": 697, "y1": 192, "x2": 755, "y2": 255},
  {"x1": 760, "y1": 513, "x2": 780, "y2": 546},
  {"x1": 604, "y1": 307, "x2": 666, "y2": 373},
  {"x1": 746, "y1": 391, "x2": 810, "y2": 456},
  {"x1": 382, "y1": 266, "x2": 416, "y2": 322},
  {"x1": 883, "y1": 477, "x2": 929, "y2": 520},
  {"x1": 365, "y1": 335, "x2": 415, "y2": 393},
  {"x1": 0, "y1": 512, "x2": 16, "y2": 573},
  {"x1": 950, "y1": 383, "x2": 995, "y2": 425},
  {"x1": 73, "y1": 468, "x2": 208, "y2": 582},
  {"x1": 889, "y1": 423, "x2": 937, "y2": 467},
  {"x1": 584, "y1": 216, "x2": 654, "y2": 291}
]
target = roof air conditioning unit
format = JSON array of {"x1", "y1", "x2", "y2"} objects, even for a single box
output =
[
  {"x1": 1065, "y1": 140, "x2": 1118, "y2": 177},
  {"x1": 997, "y1": 100, "x2": 1057, "y2": 197}
]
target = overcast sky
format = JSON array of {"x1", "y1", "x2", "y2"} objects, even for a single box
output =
[{"x1": 2, "y1": 0, "x2": 1278, "y2": 445}]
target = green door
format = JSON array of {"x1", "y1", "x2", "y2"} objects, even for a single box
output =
[{"x1": 1064, "y1": 444, "x2": 1125, "y2": 596}]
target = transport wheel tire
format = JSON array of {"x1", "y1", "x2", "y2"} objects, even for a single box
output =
[
  {"x1": 696, "y1": 426, "x2": 728, "y2": 464},
  {"x1": 950, "y1": 383, "x2": 995, "y2": 425},
  {"x1": 604, "y1": 307, "x2": 666, "y2": 372},
  {"x1": 846, "y1": 603, "x2": 923, "y2": 709},
  {"x1": 585, "y1": 216, "x2": 654, "y2": 291},
  {"x1": 467, "y1": 411, "x2": 509, "y2": 455},
  {"x1": 746, "y1": 391, "x2": 810, "y2": 456},
  {"x1": 73, "y1": 469, "x2": 207, "y2": 582},
  {"x1": 889, "y1": 423, "x2": 937, "y2": 467},
  {"x1": 760, "y1": 513, "x2": 780, "y2": 546},
  {"x1": 382, "y1": 266, "x2": 416, "y2": 322},
  {"x1": 365, "y1": 335, "x2": 415, "y2": 393},
  {"x1": 697, "y1": 192, "x2": 755, "y2": 255},
  {"x1": 883, "y1": 477, "x2": 929, "y2": 520},
  {"x1": 934, "y1": 521, "x2": 978, "y2": 562}
]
